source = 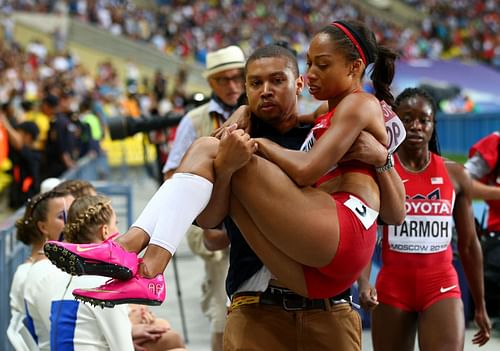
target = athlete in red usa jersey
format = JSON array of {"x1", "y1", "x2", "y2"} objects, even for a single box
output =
[
  {"x1": 384, "y1": 152, "x2": 455, "y2": 263},
  {"x1": 300, "y1": 100, "x2": 404, "y2": 298},
  {"x1": 358, "y1": 88, "x2": 491, "y2": 351}
]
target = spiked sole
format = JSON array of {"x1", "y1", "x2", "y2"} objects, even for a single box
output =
[
  {"x1": 44, "y1": 243, "x2": 133, "y2": 280},
  {"x1": 74, "y1": 294, "x2": 163, "y2": 308}
]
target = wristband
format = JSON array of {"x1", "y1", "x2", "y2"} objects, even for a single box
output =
[{"x1": 375, "y1": 153, "x2": 394, "y2": 173}]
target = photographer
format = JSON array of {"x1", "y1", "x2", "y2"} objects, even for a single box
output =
[{"x1": 161, "y1": 45, "x2": 246, "y2": 351}]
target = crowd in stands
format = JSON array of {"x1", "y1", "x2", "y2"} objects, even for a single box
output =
[
  {"x1": 403, "y1": 0, "x2": 499, "y2": 65},
  {"x1": 0, "y1": 37, "x2": 192, "y2": 212},
  {"x1": 3, "y1": 0, "x2": 499, "y2": 69}
]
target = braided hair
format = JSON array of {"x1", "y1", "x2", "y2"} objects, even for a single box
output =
[
  {"x1": 63, "y1": 195, "x2": 114, "y2": 244},
  {"x1": 395, "y1": 87, "x2": 441, "y2": 155},
  {"x1": 54, "y1": 179, "x2": 97, "y2": 198}
]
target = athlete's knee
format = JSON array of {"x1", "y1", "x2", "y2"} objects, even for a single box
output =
[
  {"x1": 190, "y1": 136, "x2": 219, "y2": 155},
  {"x1": 178, "y1": 137, "x2": 219, "y2": 173}
]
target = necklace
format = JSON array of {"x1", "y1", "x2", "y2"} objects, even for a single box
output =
[
  {"x1": 399, "y1": 151, "x2": 431, "y2": 173},
  {"x1": 28, "y1": 250, "x2": 46, "y2": 262}
]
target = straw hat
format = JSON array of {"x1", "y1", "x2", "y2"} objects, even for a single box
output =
[{"x1": 202, "y1": 45, "x2": 245, "y2": 79}]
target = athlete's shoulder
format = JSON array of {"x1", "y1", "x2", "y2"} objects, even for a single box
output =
[
  {"x1": 337, "y1": 92, "x2": 382, "y2": 122},
  {"x1": 341, "y1": 91, "x2": 380, "y2": 107}
]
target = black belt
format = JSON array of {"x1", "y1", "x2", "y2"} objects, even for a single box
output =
[{"x1": 231, "y1": 286, "x2": 351, "y2": 311}]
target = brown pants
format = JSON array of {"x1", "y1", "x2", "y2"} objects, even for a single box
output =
[{"x1": 223, "y1": 303, "x2": 361, "y2": 351}]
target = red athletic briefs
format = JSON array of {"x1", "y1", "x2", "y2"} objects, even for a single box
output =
[
  {"x1": 303, "y1": 192, "x2": 377, "y2": 299},
  {"x1": 376, "y1": 265, "x2": 461, "y2": 312}
]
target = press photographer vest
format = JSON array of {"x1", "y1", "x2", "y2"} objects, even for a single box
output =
[{"x1": 188, "y1": 103, "x2": 225, "y2": 137}]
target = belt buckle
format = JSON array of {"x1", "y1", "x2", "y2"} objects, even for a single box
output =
[{"x1": 282, "y1": 294, "x2": 308, "y2": 311}]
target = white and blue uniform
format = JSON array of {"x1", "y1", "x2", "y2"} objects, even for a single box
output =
[
  {"x1": 23, "y1": 259, "x2": 134, "y2": 351},
  {"x1": 50, "y1": 275, "x2": 134, "y2": 351},
  {"x1": 8, "y1": 261, "x2": 34, "y2": 351},
  {"x1": 24, "y1": 259, "x2": 68, "y2": 351}
]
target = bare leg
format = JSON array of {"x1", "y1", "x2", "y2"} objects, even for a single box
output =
[
  {"x1": 116, "y1": 137, "x2": 220, "y2": 275},
  {"x1": 116, "y1": 227, "x2": 150, "y2": 253},
  {"x1": 418, "y1": 298, "x2": 464, "y2": 351},
  {"x1": 372, "y1": 303, "x2": 418, "y2": 351},
  {"x1": 139, "y1": 136, "x2": 356, "y2": 275},
  {"x1": 230, "y1": 195, "x2": 308, "y2": 296},
  {"x1": 231, "y1": 155, "x2": 340, "y2": 267}
]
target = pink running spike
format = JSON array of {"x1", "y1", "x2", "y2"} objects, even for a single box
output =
[
  {"x1": 73, "y1": 274, "x2": 166, "y2": 308},
  {"x1": 44, "y1": 234, "x2": 139, "y2": 280}
]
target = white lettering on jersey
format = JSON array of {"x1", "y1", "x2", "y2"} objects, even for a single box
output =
[
  {"x1": 300, "y1": 101, "x2": 406, "y2": 154},
  {"x1": 388, "y1": 199, "x2": 453, "y2": 253},
  {"x1": 381, "y1": 100, "x2": 406, "y2": 153}
]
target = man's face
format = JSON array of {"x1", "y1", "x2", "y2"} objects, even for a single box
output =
[
  {"x1": 208, "y1": 68, "x2": 245, "y2": 106},
  {"x1": 245, "y1": 57, "x2": 303, "y2": 124}
]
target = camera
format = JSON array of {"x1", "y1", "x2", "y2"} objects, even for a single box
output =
[
  {"x1": 107, "y1": 92, "x2": 210, "y2": 140},
  {"x1": 107, "y1": 111, "x2": 184, "y2": 140}
]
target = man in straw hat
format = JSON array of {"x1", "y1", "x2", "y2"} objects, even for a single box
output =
[{"x1": 161, "y1": 45, "x2": 246, "y2": 351}]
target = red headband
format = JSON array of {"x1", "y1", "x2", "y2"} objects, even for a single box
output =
[{"x1": 331, "y1": 22, "x2": 367, "y2": 65}]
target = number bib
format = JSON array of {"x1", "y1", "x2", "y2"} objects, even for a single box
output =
[{"x1": 388, "y1": 199, "x2": 453, "y2": 254}]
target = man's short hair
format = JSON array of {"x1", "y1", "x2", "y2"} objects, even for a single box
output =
[{"x1": 246, "y1": 44, "x2": 299, "y2": 78}]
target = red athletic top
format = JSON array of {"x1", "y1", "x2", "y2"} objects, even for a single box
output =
[
  {"x1": 300, "y1": 108, "x2": 376, "y2": 187},
  {"x1": 381, "y1": 153, "x2": 456, "y2": 269},
  {"x1": 468, "y1": 131, "x2": 500, "y2": 231}
]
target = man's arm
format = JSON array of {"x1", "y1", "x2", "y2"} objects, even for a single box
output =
[
  {"x1": 464, "y1": 153, "x2": 500, "y2": 200},
  {"x1": 471, "y1": 178, "x2": 500, "y2": 200},
  {"x1": 203, "y1": 228, "x2": 230, "y2": 251}
]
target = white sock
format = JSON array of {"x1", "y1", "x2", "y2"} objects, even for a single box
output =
[{"x1": 134, "y1": 173, "x2": 213, "y2": 254}]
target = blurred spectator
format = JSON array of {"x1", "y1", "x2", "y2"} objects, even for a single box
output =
[
  {"x1": 0, "y1": 111, "x2": 41, "y2": 209},
  {"x1": 23, "y1": 100, "x2": 50, "y2": 152},
  {"x1": 153, "y1": 69, "x2": 168, "y2": 102},
  {"x1": 121, "y1": 88, "x2": 141, "y2": 118},
  {"x1": 41, "y1": 94, "x2": 79, "y2": 178},
  {"x1": 79, "y1": 95, "x2": 109, "y2": 179}
]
